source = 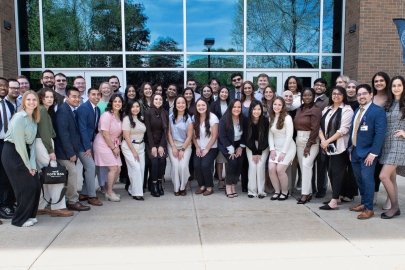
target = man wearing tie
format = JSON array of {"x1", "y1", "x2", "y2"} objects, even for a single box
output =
[
  {"x1": 76, "y1": 88, "x2": 103, "y2": 206},
  {"x1": 349, "y1": 84, "x2": 387, "y2": 219},
  {"x1": 54, "y1": 87, "x2": 90, "y2": 211},
  {"x1": 0, "y1": 78, "x2": 16, "y2": 220},
  {"x1": 229, "y1": 72, "x2": 243, "y2": 100}
]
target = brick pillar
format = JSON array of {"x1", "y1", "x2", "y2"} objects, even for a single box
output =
[{"x1": 0, "y1": 0, "x2": 18, "y2": 78}]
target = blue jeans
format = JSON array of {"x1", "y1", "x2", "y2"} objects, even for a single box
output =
[{"x1": 351, "y1": 148, "x2": 377, "y2": 210}]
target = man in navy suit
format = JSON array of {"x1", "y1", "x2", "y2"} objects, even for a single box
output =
[
  {"x1": 55, "y1": 87, "x2": 90, "y2": 211},
  {"x1": 0, "y1": 77, "x2": 16, "y2": 220},
  {"x1": 349, "y1": 84, "x2": 387, "y2": 219},
  {"x1": 77, "y1": 88, "x2": 102, "y2": 206}
]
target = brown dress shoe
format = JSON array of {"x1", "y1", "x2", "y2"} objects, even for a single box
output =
[
  {"x1": 88, "y1": 197, "x2": 103, "y2": 206},
  {"x1": 79, "y1": 194, "x2": 89, "y2": 201},
  {"x1": 50, "y1": 208, "x2": 74, "y2": 217},
  {"x1": 350, "y1": 204, "x2": 365, "y2": 212},
  {"x1": 67, "y1": 202, "x2": 91, "y2": 211},
  {"x1": 357, "y1": 209, "x2": 374, "y2": 220},
  {"x1": 37, "y1": 208, "x2": 51, "y2": 215},
  {"x1": 203, "y1": 189, "x2": 214, "y2": 196},
  {"x1": 195, "y1": 188, "x2": 206, "y2": 195}
]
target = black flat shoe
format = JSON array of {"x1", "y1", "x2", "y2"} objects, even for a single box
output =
[
  {"x1": 278, "y1": 193, "x2": 289, "y2": 201},
  {"x1": 381, "y1": 209, "x2": 401, "y2": 219},
  {"x1": 133, "y1": 196, "x2": 144, "y2": 201},
  {"x1": 248, "y1": 195, "x2": 254, "y2": 198},
  {"x1": 297, "y1": 195, "x2": 312, "y2": 204},
  {"x1": 258, "y1": 195, "x2": 265, "y2": 199},
  {"x1": 319, "y1": 204, "x2": 338, "y2": 210},
  {"x1": 270, "y1": 193, "x2": 280, "y2": 200}
]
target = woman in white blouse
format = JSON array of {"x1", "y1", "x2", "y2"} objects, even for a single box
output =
[
  {"x1": 268, "y1": 97, "x2": 296, "y2": 201},
  {"x1": 167, "y1": 96, "x2": 193, "y2": 196},
  {"x1": 318, "y1": 86, "x2": 353, "y2": 210},
  {"x1": 121, "y1": 100, "x2": 147, "y2": 200}
]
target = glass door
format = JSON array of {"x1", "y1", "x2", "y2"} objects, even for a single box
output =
[
  {"x1": 281, "y1": 72, "x2": 319, "y2": 89},
  {"x1": 246, "y1": 71, "x2": 283, "y2": 95},
  {"x1": 84, "y1": 71, "x2": 124, "y2": 94}
]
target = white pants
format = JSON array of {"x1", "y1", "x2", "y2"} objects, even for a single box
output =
[
  {"x1": 246, "y1": 147, "x2": 269, "y2": 196},
  {"x1": 168, "y1": 142, "x2": 192, "y2": 192},
  {"x1": 35, "y1": 138, "x2": 67, "y2": 210},
  {"x1": 121, "y1": 140, "x2": 145, "y2": 196},
  {"x1": 296, "y1": 131, "x2": 319, "y2": 195}
]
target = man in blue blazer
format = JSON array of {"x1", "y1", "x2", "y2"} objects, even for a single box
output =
[
  {"x1": 77, "y1": 88, "x2": 102, "y2": 206},
  {"x1": 55, "y1": 87, "x2": 90, "y2": 211},
  {"x1": 349, "y1": 84, "x2": 387, "y2": 219}
]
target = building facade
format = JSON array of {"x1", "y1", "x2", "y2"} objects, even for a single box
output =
[{"x1": 0, "y1": 0, "x2": 404, "y2": 91}]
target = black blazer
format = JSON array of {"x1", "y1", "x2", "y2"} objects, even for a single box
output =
[
  {"x1": 243, "y1": 118, "x2": 269, "y2": 155},
  {"x1": 54, "y1": 102, "x2": 82, "y2": 160},
  {"x1": 210, "y1": 99, "x2": 228, "y2": 120},
  {"x1": 218, "y1": 115, "x2": 245, "y2": 155}
]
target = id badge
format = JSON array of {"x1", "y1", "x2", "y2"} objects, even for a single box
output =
[{"x1": 360, "y1": 125, "x2": 368, "y2": 131}]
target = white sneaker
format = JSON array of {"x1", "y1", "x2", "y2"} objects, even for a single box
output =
[
  {"x1": 28, "y1": 218, "x2": 38, "y2": 224},
  {"x1": 22, "y1": 220, "x2": 35, "y2": 227}
]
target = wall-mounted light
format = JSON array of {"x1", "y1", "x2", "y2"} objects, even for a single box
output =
[
  {"x1": 349, "y1": 24, "x2": 356, "y2": 34},
  {"x1": 3, "y1": 20, "x2": 12, "y2": 31}
]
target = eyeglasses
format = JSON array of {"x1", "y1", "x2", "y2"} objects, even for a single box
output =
[
  {"x1": 9, "y1": 87, "x2": 20, "y2": 90},
  {"x1": 232, "y1": 78, "x2": 242, "y2": 82},
  {"x1": 56, "y1": 79, "x2": 66, "y2": 82},
  {"x1": 357, "y1": 92, "x2": 369, "y2": 97}
]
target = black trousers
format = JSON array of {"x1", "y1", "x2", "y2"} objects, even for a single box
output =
[
  {"x1": 327, "y1": 151, "x2": 349, "y2": 199},
  {"x1": 194, "y1": 148, "x2": 218, "y2": 188},
  {"x1": 224, "y1": 153, "x2": 243, "y2": 185},
  {"x1": 1, "y1": 142, "x2": 40, "y2": 227},
  {"x1": 374, "y1": 161, "x2": 383, "y2": 192},
  {"x1": 241, "y1": 149, "x2": 249, "y2": 190},
  {"x1": 148, "y1": 154, "x2": 166, "y2": 183},
  {"x1": 0, "y1": 140, "x2": 15, "y2": 208},
  {"x1": 341, "y1": 161, "x2": 359, "y2": 199},
  {"x1": 312, "y1": 149, "x2": 328, "y2": 195}
]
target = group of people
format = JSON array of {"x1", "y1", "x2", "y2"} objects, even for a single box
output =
[{"x1": 0, "y1": 69, "x2": 404, "y2": 227}]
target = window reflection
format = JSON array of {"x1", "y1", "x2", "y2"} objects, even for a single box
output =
[
  {"x1": 45, "y1": 55, "x2": 123, "y2": 68},
  {"x1": 127, "y1": 71, "x2": 184, "y2": 90},
  {"x1": 187, "y1": 0, "x2": 242, "y2": 51},
  {"x1": 18, "y1": 0, "x2": 40, "y2": 51},
  {"x1": 187, "y1": 55, "x2": 243, "y2": 68},
  {"x1": 323, "y1": 0, "x2": 342, "y2": 53},
  {"x1": 247, "y1": 0, "x2": 320, "y2": 53},
  {"x1": 247, "y1": 56, "x2": 318, "y2": 68},
  {"x1": 187, "y1": 71, "x2": 240, "y2": 90}
]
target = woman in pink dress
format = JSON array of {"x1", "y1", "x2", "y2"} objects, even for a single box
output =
[{"x1": 93, "y1": 94, "x2": 124, "y2": 202}]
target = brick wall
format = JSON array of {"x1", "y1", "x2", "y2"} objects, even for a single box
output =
[
  {"x1": 0, "y1": 0, "x2": 18, "y2": 78},
  {"x1": 345, "y1": 0, "x2": 405, "y2": 84}
]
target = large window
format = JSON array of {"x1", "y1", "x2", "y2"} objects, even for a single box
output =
[{"x1": 17, "y1": 0, "x2": 344, "y2": 88}]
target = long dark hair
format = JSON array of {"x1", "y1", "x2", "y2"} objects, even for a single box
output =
[
  {"x1": 269, "y1": 97, "x2": 288, "y2": 130},
  {"x1": 372, "y1": 71, "x2": 390, "y2": 95},
  {"x1": 223, "y1": 99, "x2": 244, "y2": 131},
  {"x1": 172, "y1": 96, "x2": 189, "y2": 124},
  {"x1": 106, "y1": 93, "x2": 124, "y2": 120},
  {"x1": 241, "y1": 81, "x2": 254, "y2": 102},
  {"x1": 125, "y1": 100, "x2": 144, "y2": 128},
  {"x1": 124, "y1": 84, "x2": 137, "y2": 103},
  {"x1": 193, "y1": 99, "x2": 211, "y2": 139},
  {"x1": 201, "y1": 84, "x2": 213, "y2": 104},
  {"x1": 218, "y1": 86, "x2": 230, "y2": 103},
  {"x1": 387, "y1": 75, "x2": 405, "y2": 119},
  {"x1": 247, "y1": 100, "x2": 266, "y2": 143},
  {"x1": 139, "y1": 82, "x2": 153, "y2": 105},
  {"x1": 300, "y1": 87, "x2": 316, "y2": 109}
]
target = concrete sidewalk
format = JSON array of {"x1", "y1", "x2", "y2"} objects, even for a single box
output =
[{"x1": 1, "y1": 176, "x2": 405, "y2": 270}]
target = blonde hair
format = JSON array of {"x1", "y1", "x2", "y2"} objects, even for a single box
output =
[{"x1": 21, "y1": 90, "x2": 40, "y2": 123}]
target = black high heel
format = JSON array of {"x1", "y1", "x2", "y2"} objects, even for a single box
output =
[{"x1": 297, "y1": 194, "x2": 312, "y2": 204}]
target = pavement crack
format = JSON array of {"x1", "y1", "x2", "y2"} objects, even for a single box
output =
[{"x1": 27, "y1": 213, "x2": 80, "y2": 270}]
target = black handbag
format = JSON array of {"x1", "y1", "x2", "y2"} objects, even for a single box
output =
[{"x1": 39, "y1": 162, "x2": 68, "y2": 204}]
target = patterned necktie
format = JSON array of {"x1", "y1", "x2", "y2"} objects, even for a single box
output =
[
  {"x1": 236, "y1": 91, "x2": 240, "y2": 100},
  {"x1": 352, "y1": 107, "x2": 365, "y2": 147}
]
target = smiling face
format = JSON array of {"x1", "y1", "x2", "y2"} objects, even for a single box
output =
[
  {"x1": 24, "y1": 93, "x2": 38, "y2": 112},
  {"x1": 183, "y1": 89, "x2": 193, "y2": 102},
  {"x1": 264, "y1": 86, "x2": 274, "y2": 101},
  {"x1": 252, "y1": 104, "x2": 262, "y2": 119},
  {"x1": 331, "y1": 89, "x2": 344, "y2": 105},
  {"x1": 196, "y1": 99, "x2": 207, "y2": 114},
  {"x1": 88, "y1": 89, "x2": 101, "y2": 105},
  {"x1": 109, "y1": 77, "x2": 120, "y2": 92},
  {"x1": 8, "y1": 81, "x2": 20, "y2": 99},
  {"x1": 41, "y1": 72, "x2": 55, "y2": 88},
  {"x1": 210, "y1": 80, "x2": 219, "y2": 94},
  {"x1": 272, "y1": 98, "x2": 284, "y2": 114},
  {"x1": 231, "y1": 76, "x2": 242, "y2": 89},
  {"x1": 127, "y1": 87, "x2": 136, "y2": 99},
  {"x1": 357, "y1": 87, "x2": 373, "y2": 106},
  {"x1": 219, "y1": 87, "x2": 229, "y2": 101},
  {"x1": 231, "y1": 101, "x2": 242, "y2": 117},
  {"x1": 257, "y1": 76, "x2": 269, "y2": 90},
  {"x1": 131, "y1": 102, "x2": 141, "y2": 116},
  {"x1": 143, "y1": 84, "x2": 153, "y2": 97},
  {"x1": 17, "y1": 77, "x2": 30, "y2": 95},
  {"x1": 153, "y1": 94, "x2": 163, "y2": 108},
  {"x1": 100, "y1": 83, "x2": 112, "y2": 97},
  {"x1": 314, "y1": 81, "x2": 326, "y2": 95},
  {"x1": 346, "y1": 83, "x2": 357, "y2": 98},
  {"x1": 283, "y1": 90, "x2": 293, "y2": 105},
  {"x1": 166, "y1": 85, "x2": 177, "y2": 98},
  {"x1": 175, "y1": 97, "x2": 187, "y2": 113},
  {"x1": 54, "y1": 75, "x2": 67, "y2": 91},
  {"x1": 373, "y1": 75, "x2": 387, "y2": 92},
  {"x1": 302, "y1": 89, "x2": 314, "y2": 105},
  {"x1": 202, "y1": 86, "x2": 212, "y2": 99},
  {"x1": 73, "y1": 77, "x2": 86, "y2": 93},
  {"x1": 66, "y1": 90, "x2": 81, "y2": 107},
  {"x1": 112, "y1": 96, "x2": 123, "y2": 112},
  {"x1": 0, "y1": 79, "x2": 8, "y2": 98},
  {"x1": 243, "y1": 83, "x2": 253, "y2": 96},
  {"x1": 391, "y1": 78, "x2": 404, "y2": 99},
  {"x1": 288, "y1": 78, "x2": 297, "y2": 93}
]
